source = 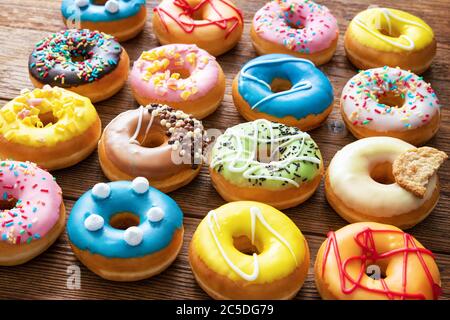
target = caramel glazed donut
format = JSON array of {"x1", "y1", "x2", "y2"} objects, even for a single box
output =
[
  {"x1": 152, "y1": 0, "x2": 244, "y2": 56},
  {"x1": 315, "y1": 222, "x2": 442, "y2": 300},
  {"x1": 29, "y1": 29, "x2": 129, "y2": 103},
  {"x1": 61, "y1": 0, "x2": 147, "y2": 42},
  {"x1": 325, "y1": 137, "x2": 447, "y2": 229},
  {"x1": 190, "y1": 201, "x2": 310, "y2": 299},
  {"x1": 345, "y1": 7, "x2": 436, "y2": 74},
  {"x1": 99, "y1": 104, "x2": 209, "y2": 193},
  {"x1": 0, "y1": 160, "x2": 65, "y2": 266},
  {"x1": 209, "y1": 119, "x2": 324, "y2": 210},
  {"x1": 0, "y1": 86, "x2": 101, "y2": 171}
]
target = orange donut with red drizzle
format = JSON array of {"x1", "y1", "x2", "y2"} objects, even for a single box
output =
[
  {"x1": 152, "y1": 0, "x2": 244, "y2": 56},
  {"x1": 314, "y1": 222, "x2": 442, "y2": 300}
]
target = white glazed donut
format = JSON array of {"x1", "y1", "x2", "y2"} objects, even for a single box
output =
[
  {"x1": 325, "y1": 136, "x2": 440, "y2": 229},
  {"x1": 340, "y1": 66, "x2": 441, "y2": 146}
]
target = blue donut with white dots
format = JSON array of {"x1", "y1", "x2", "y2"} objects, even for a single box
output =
[
  {"x1": 61, "y1": 0, "x2": 146, "y2": 23},
  {"x1": 67, "y1": 178, "x2": 183, "y2": 258}
]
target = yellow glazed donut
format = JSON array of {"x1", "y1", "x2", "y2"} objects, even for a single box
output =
[
  {"x1": 152, "y1": 0, "x2": 244, "y2": 56},
  {"x1": 314, "y1": 222, "x2": 442, "y2": 300},
  {"x1": 0, "y1": 86, "x2": 101, "y2": 171},
  {"x1": 345, "y1": 8, "x2": 436, "y2": 74},
  {"x1": 325, "y1": 137, "x2": 440, "y2": 229},
  {"x1": 189, "y1": 201, "x2": 310, "y2": 300}
]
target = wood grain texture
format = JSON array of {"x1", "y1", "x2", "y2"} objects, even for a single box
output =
[{"x1": 0, "y1": 0, "x2": 448, "y2": 299}]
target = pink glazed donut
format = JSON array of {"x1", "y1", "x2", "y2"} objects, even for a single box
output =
[
  {"x1": 251, "y1": 0, "x2": 339, "y2": 65},
  {"x1": 130, "y1": 44, "x2": 226, "y2": 119},
  {"x1": 0, "y1": 160, "x2": 65, "y2": 266}
]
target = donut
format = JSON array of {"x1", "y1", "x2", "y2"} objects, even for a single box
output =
[
  {"x1": 209, "y1": 119, "x2": 323, "y2": 210},
  {"x1": 232, "y1": 54, "x2": 334, "y2": 131},
  {"x1": 98, "y1": 104, "x2": 208, "y2": 193},
  {"x1": 130, "y1": 44, "x2": 225, "y2": 119},
  {"x1": 0, "y1": 86, "x2": 101, "y2": 171},
  {"x1": 314, "y1": 222, "x2": 442, "y2": 300},
  {"x1": 67, "y1": 177, "x2": 183, "y2": 281},
  {"x1": 152, "y1": 0, "x2": 244, "y2": 56},
  {"x1": 341, "y1": 66, "x2": 441, "y2": 146},
  {"x1": 189, "y1": 201, "x2": 310, "y2": 299},
  {"x1": 345, "y1": 7, "x2": 436, "y2": 74},
  {"x1": 325, "y1": 137, "x2": 441, "y2": 229},
  {"x1": 251, "y1": 0, "x2": 339, "y2": 65},
  {"x1": 0, "y1": 160, "x2": 65, "y2": 266},
  {"x1": 61, "y1": 0, "x2": 147, "y2": 42},
  {"x1": 29, "y1": 29, "x2": 129, "y2": 103}
]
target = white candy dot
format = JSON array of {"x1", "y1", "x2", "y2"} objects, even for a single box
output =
[
  {"x1": 147, "y1": 207, "x2": 165, "y2": 222},
  {"x1": 124, "y1": 226, "x2": 143, "y2": 246},
  {"x1": 84, "y1": 214, "x2": 104, "y2": 232},
  {"x1": 105, "y1": 0, "x2": 120, "y2": 14},
  {"x1": 75, "y1": 0, "x2": 89, "y2": 7},
  {"x1": 92, "y1": 183, "x2": 111, "y2": 199},
  {"x1": 132, "y1": 177, "x2": 149, "y2": 194}
]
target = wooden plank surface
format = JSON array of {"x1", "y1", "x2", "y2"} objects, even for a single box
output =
[{"x1": 0, "y1": 0, "x2": 449, "y2": 299}]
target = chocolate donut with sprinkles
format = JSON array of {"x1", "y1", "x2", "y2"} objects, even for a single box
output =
[
  {"x1": 0, "y1": 160, "x2": 65, "y2": 266},
  {"x1": 28, "y1": 29, "x2": 129, "y2": 103}
]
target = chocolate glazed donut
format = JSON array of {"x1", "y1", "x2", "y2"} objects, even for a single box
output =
[{"x1": 29, "y1": 29, "x2": 123, "y2": 87}]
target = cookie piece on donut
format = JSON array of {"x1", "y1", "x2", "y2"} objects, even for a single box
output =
[{"x1": 393, "y1": 147, "x2": 448, "y2": 198}]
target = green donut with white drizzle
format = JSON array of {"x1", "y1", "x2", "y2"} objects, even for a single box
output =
[{"x1": 209, "y1": 119, "x2": 323, "y2": 209}]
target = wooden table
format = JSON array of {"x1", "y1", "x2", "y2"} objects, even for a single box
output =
[{"x1": 0, "y1": 0, "x2": 448, "y2": 300}]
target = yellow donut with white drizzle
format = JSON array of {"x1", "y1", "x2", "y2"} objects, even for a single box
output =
[
  {"x1": 189, "y1": 201, "x2": 310, "y2": 300},
  {"x1": 345, "y1": 7, "x2": 436, "y2": 74}
]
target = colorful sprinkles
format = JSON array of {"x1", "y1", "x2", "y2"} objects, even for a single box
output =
[
  {"x1": 0, "y1": 160, "x2": 62, "y2": 245},
  {"x1": 341, "y1": 66, "x2": 440, "y2": 131},
  {"x1": 28, "y1": 29, "x2": 122, "y2": 87}
]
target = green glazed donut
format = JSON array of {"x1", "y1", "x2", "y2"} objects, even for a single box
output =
[{"x1": 210, "y1": 119, "x2": 323, "y2": 190}]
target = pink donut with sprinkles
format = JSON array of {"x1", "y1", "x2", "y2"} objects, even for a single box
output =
[
  {"x1": 130, "y1": 44, "x2": 226, "y2": 119},
  {"x1": 341, "y1": 66, "x2": 441, "y2": 146},
  {"x1": 251, "y1": 0, "x2": 339, "y2": 65},
  {"x1": 0, "y1": 160, "x2": 65, "y2": 266}
]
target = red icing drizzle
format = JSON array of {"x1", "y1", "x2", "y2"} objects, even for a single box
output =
[
  {"x1": 321, "y1": 227, "x2": 442, "y2": 300},
  {"x1": 153, "y1": 0, "x2": 243, "y2": 38}
]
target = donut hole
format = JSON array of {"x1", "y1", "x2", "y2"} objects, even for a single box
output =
[
  {"x1": 378, "y1": 24, "x2": 402, "y2": 38},
  {"x1": 0, "y1": 198, "x2": 18, "y2": 211},
  {"x1": 365, "y1": 260, "x2": 388, "y2": 280},
  {"x1": 110, "y1": 212, "x2": 140, "y2": 230},
  {"x1": 171, "y1": 68, "x2": 191, "y2": 79},
  {"x1": 270, "y1": 78, "x2": 293, "y2": 93},
  {"x1": 287, "y1": 20, "x2": 305, "y2": 30},
  {"x1": 370, "y1": 162, "x2": 395, "y2": 185},
  {"x1": 70, "y1": 51, "x2": 92, "y2": 63},
  {"x1": 37, "y1": 112, "x2": 58, "y2": 127},
  {"x1": 233, "y1": 235, "x2": 262, "y2": 256},
  {"x1": 92, "y1": 0, "x2": 108, "y2": 5},
  {"x1": 140, "y1": 132, "x2": 167, "y2": 148},
  {"x1": 376, "y1": 91, "x2": 405, "y2": 108}
]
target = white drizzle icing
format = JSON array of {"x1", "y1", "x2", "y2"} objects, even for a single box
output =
[
  {"x1": 129, "y1": 105, "x2": 155, "y2": 145},
  {"x1": 354, "y1": 8, "x2": 432, "y2": 51},
  {"x1": 206, "y1": 206, "x2": 297, "y2": 282},
  {"x1": 240, "y1": 57, "x2": 314, "y2": 110},
  {"x1": 210, "y1": 119, "x2": 321, "y2": 187}
]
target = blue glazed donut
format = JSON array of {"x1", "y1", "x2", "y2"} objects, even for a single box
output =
[
  {"x1": 61, "y1": 0, "x2": 147, "y2": 41},
  {"x1": 67, "y1": 177, "x2": 184, "y2": 281},
  {"x1": 232, "y1": 54, "x2": 334, "y2": 131}
]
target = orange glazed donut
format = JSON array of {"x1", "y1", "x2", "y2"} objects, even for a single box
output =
[
  {"x1": 314, "y1": 222, "x2": 442, "y2": 300},
  {"x1": 0, "y1": 160, "x2": 65, "y2": 266},
  {"x1": 61, "y1": 0, "x2": 147, "y2": 42},
  {"x1": 152, "y1": 0, "x2": 244, "y2": 56},
  {"x1": 29, "y1": 29, "x2": 129, "y2": 103},
  {"x1": 0, "y1": 86, "x2": 101, "y2": 171},
  {"x1": 98, "y1": 104, "x2": 208, "y2": 193}
]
